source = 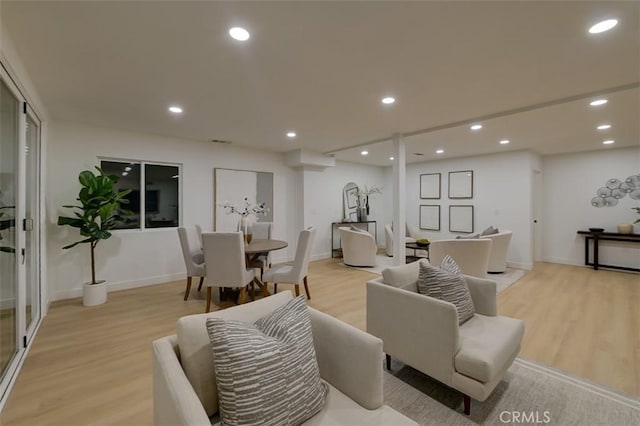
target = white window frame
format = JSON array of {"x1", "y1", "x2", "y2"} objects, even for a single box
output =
[{"x1": 98, "y1": 157, "x2": 183, "y2": 232}]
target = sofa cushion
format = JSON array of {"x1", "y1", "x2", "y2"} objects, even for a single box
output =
[
  {"x1": 417, "y1": 257, "x2": 475, "y2": 324},
  {"x1": 381, "y1": 259, "x2": 428, "y2": 290},
  {"x1": 206, "y1": 296, "x2": 327, "y2": 426},
  {"x1": 481, "y1": 226, "x2": 499, "y2": 236},
  {"x1": 455, "y1": 233, "x2": 479, "y2": 239},
  {"x1": 176, "y1": 291, "x2": 294, "y2": 417},
  {"x1": 455, "y1": 314, "x2": 525, "y2": 382},
  {"x1": 302, "y1": 382, "x2": 418, "y2": 426}
]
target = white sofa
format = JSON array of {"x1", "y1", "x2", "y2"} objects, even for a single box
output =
[
  {"x1": 153, "y1": 291, "x2": 416, "y2": 426},
  {"x1": 367, "y1": 260, "x2": 524, "y2": 415},
  {"x1": 429, "y1": 238, "x2": 492, "y2": 278},
  {"x1": 339, "y1": 227, "x2": 377, "y2": 267},
  {"x1": 482, "y1": 230, "x2": 512, "y2": 273}
]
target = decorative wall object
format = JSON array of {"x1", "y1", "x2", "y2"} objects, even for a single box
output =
[
  {"x1": 343, "y1": 182, "x2": 359, "y2": 220},
  {"x1": 419, "y1": 205, "x2": 440, "y2": 231},
  {"x1": 591, "y1": 174, "x2": 640, "y2": 207},
  {"x1": 449, "y1": 205, "x2": 474, "y2": 233},
  {"x1": 449, "y1": 170, "x2": 473, "y2": 199},
  {"x1": 420, "y1": 173, "x2": 441, "y2": 199}
]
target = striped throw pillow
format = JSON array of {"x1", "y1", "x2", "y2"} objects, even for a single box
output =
[
  {"x1": 206, "y1": 296, "x2": 327, "y2": 425},
  {"x1": 417, "y1": 255, "x2": 475, "y2": 324}
]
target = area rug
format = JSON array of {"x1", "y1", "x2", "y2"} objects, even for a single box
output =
[
  {"x1": 340, "y1": 255, "x2": 527, "y2": 293},
  {"x1": 384, "y1": 357, "x2": 640, "y2": 425}
]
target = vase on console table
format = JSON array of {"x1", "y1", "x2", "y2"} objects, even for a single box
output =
[
  {"x1": 357, "y1": 207, "x2": 368, "y2": 222},
  {"x1": 617, "y1": 223, "x2": 633, "y2": 234}
]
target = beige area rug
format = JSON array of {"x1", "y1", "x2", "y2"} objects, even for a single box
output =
[
  {"x1": 340, "y1": 255, "x2": 527, "y2": 293},
  {"x1": 384, "y1": 357, "x2": 640, "y2": 425}
]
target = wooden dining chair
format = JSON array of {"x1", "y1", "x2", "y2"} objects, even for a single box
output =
[
  {"x1": 177, "y1": 227, "x2": 205, "y2": 300},
  {"x1": 262, "y1": 228, "x2": 315, "y2": 299},
  {"x1": 202, "y1": 232, "x2": 258, "y2": 312}
]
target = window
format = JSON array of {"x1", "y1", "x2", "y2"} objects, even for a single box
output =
[{"x1": 100, "y1": 160, "x2": 180, "y2": 230}]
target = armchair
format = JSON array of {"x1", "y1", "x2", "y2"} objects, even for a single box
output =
[
  {"x1": 483, "y1": 230, "x2": 513, "y2": 273},
  {"x1": 339, "y1": 227, "x2": 377, "y2": 267},
  {"x1": 367, "y1": 260, "x2": 524, "y2": 415},
  {"x1": 429, "y1": 239, "x2": 492, "y2": 278}
]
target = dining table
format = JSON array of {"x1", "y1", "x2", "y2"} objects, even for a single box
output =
[{"x1": 245, "y1": 239, "x2": 288, "y2": 297}]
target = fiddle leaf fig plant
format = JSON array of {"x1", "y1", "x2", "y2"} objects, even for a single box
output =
[{"x1": 57, "y1": 167, "x2": 132, "y2": 284}]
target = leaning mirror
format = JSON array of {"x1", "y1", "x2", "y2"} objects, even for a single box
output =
[
  {"x1": 214, "y1": 168, "x2": 274, "y2": 231},
  {"x1": 343, "y1": 182, "x2": 359, "y2": 221}
]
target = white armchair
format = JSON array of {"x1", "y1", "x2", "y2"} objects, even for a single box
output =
[
  {"x1": 483, "y1": 230, "x2": 513, "y2": 273},
  {"x1": 339, "y1": 227, "x2": 377, "y2": 267},
  {"x1": 367, "y1": 260, "x2": 524, "y2": 415},
  {"x1": 153, "y1": 291, "x2": 417, "y2": 426},
  {"x1": 384, "y1": 224, "x2": 419, "y2": 257},
  {"x1": 429, "y1": 239, "x2": 492, "y2": 278}
]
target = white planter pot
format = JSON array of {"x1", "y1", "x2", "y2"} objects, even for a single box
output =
[{"x1": 83, "y1": 280, "x2": 107, "y2": 306}]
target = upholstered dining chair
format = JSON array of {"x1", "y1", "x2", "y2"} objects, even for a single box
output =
[
  {"x1": 202, "y1": 232, "x2": 258, "y2": 312},
  {"x1": 177, "y1": 227, "x2": 205, "y2": 301},
  {"x1": 262, "y1": 227, "x2": 315, "y2": 299},
  {"x1": 247, "y1": 221, "x2": 273, "y2": 278}
]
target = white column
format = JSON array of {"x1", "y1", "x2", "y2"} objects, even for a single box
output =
[{"x1": 392, "y1": 133, "x2": 406, "y2": 265}]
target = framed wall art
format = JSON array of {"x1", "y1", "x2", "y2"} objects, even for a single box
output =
[
  {"x1": 449, "y1": 170, "x2": 473, "y2": 199},
  {"x1": 420, "y1": 173, "x2": 441, "y2": 199},
  {"x1": 419, "y1": 205, "x2": 440, "y2": 231},
  {"x1": 449, "y1": 205, "x2": 474, "y2": 233}
]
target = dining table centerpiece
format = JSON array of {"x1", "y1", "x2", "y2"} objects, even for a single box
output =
[{"x1": 221, "y1": 197, "x2": 269, "y2": 243}]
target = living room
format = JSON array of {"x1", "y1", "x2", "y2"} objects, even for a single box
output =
[{"x1": 0, "y1": 1, "x2": 638, "y2": 425}]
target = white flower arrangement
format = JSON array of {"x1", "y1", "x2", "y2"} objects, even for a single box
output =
[{"x1": 222, "y1": 197, "x2": 269, "y2": 218}]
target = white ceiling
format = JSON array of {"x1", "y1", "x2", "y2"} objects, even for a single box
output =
[{"x1": 2, "y1": 1, "x2": 639, "y2": 162}]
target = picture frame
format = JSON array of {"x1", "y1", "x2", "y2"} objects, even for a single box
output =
[
  {"x1": 449, "y1": 170, "x2": 473, "y2": 199},
  {"x1": 345, "y1": 186, "x2": 359, "y2": 209},
  {"x1": 419, "y1": 205, "x2": 440, "y2": 231},
  {"x1": 420, "y1": 173, "x2": 441, "y2": 199},
  {"x1": 449, "y1": 205, "x2": 474, "y2": 233}
]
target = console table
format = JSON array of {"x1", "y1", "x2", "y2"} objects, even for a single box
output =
[
  {"x1": 331, "y1": 221, "x2": 377, "y2": 258},
  {"x1": 577, "y1": 230, "x2": 640, "y2": 272}
]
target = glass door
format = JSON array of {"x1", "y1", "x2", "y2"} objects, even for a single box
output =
[
  {"x1": 0, "y1": 77, "x2": 19, "y2": 384},
  {"x1": 24, "y1": 111, "x2": 40, "y2": 336}
]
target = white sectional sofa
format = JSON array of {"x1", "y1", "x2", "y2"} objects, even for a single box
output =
[{"x1": 153, "y1": 291, "x2": 417, "y2": 425}]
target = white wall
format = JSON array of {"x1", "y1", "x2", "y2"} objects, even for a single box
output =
[
  {"x1": 302, "y1": 160, "x2": 389, "y2": 260},
  {"x1": 542, "y1": 146, "x2": 640, "y2": 268},
  {"x1": 47, "y1": 121, "x2": 301, "y2": 300},
  {"x1": 402, "y1": 150, "x2": 540, "y2": 270}
]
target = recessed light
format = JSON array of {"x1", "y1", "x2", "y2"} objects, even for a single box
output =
[
  {"x1": 389, "y1": 157, "x2": 394, "y2": 160},
  {"x1": 470, "y1": 124, "x2": 483, "y2": 130},
  {"x1": 597, "y1": 124, "x2": 611, "y2": 130},
  {"x1": 381, "y1": 97, "x2": 396, "y2": 105},
  {"x1": 499, "y1": 140, "x2": 510, "y2": 145},
  {"x1": 286, "y1": 131, "x2": 297, "y2": 138},
  {"x1": 168, "y1": 106, "x2": 183, "y2": 114},
  {"x1": 436, "y1": 149, "x2": 444, "y2": 154},
  {"x1": 124, "y1": 166, "x2": 132, "y2": 172},
  {"x1": 229, "y1": 27, "x2": 250, "y2": 41},
  {"x1": 361, "y1": 150, "x2": 369, "y2": 156},
  {"x1": 589, "y1": 99, "x2": 607, "y2": 106},
  {"x1": 589, "y1": 19, "x2": 618, "y2": 34},
  {"x1": 122, "y1": 172, "x2": 128, "y2": 176},
  {"x1": 602, "y1": 140, "x2": 615, "y2": 145}
]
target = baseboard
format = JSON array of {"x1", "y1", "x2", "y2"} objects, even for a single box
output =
[
  {"x1": 51, "y1": 272, "x2": 185, "y2": 301},
  {"x1": 506, "y1": 261, "x2": 533, "y2": 270},
  {"x1": 311, "y1": 252, "x2": 331, "y2": 261},
  {"x1": 0, "y1": 297, "x2": 15, "y2": 310},
  {"x1": 542, "y1": 256, "x2": 584, "y2": 267}
]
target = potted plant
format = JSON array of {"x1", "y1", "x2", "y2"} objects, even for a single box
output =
[{"x1": 58, "y1": 167, "x2": 132, "y2": 306}]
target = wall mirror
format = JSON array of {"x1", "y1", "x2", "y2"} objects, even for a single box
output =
[
  {"x1": 449, "y1": 170, "x2": 473, "y2": 199},
  {"x1": 449, "y1": 205, "x2": 474, "y2": 233},
  {"x1": 419, "y1": 205, "x2": 440, "y2": 231},
  {"x1": 343, "y1": 182, "x2": 359, "y2": 221},
  {"x1": 214, "y1": 168, "x2": 274, "y2": 231},
  {"x1": 420, "y1": 173, "x2": 441, "y2": 199}
]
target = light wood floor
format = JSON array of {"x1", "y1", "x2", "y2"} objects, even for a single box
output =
[{"x1": 1, "y1": 260, "x2": 638, "y2": 425}]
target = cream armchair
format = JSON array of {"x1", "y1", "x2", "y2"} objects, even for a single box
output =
[
  {"x1": 482, "y1": 230, "x2": 513, "y2": 273},
  {"x1": 367, "y1": 260, "x2": 524, "y2": 415},
  {"x1": 429, "y1": 239, "x2": 492, "y2": 278},
  {"x1": 153, "y1": 291, "x2": 417, "y2": 426},
  {"x1": 339, "y1": 227, "x2": 377, "y2": 267},
  {"x1": 384, "y1": 224, "x2": 424, "y2": 257}
]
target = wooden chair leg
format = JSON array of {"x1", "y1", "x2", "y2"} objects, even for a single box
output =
[
  {"x1": 197, "y1": 277, "x2": 204, "y2": 292},
  {"x1": 303, "y1": 276, "x2": 311, "y2": 300},
  {"x1": 205, "y1": 287, "x2": 212, "y2": 313},
  {"x1": 238, "y1": 286, "x2": 247, "y2": 304},
  {"x1": 463, "y1": 395, "x2": 471, "y2": 415},
  {"x1": 386, "y1": 354, "x2": 391, "y2": 370},
  {"x1": 294, "y1": 285, "x2": 300, "y2": 297},
  {"x1": 250, "y1": 281, "x2": 255, "y2": 301},
  {"x1": 184, "y1": 276, "x2": 193, "y2": 301},
  {"x1": 274, "y1": 283, "x2": 278, "y2": 294},
  {"x1": 260, "y1": 267, "x2": 264, "y2": 280}
]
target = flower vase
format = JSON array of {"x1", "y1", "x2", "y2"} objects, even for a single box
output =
[{"x1": 239, "y1": 217, "x2": 253, "y2": 243}]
